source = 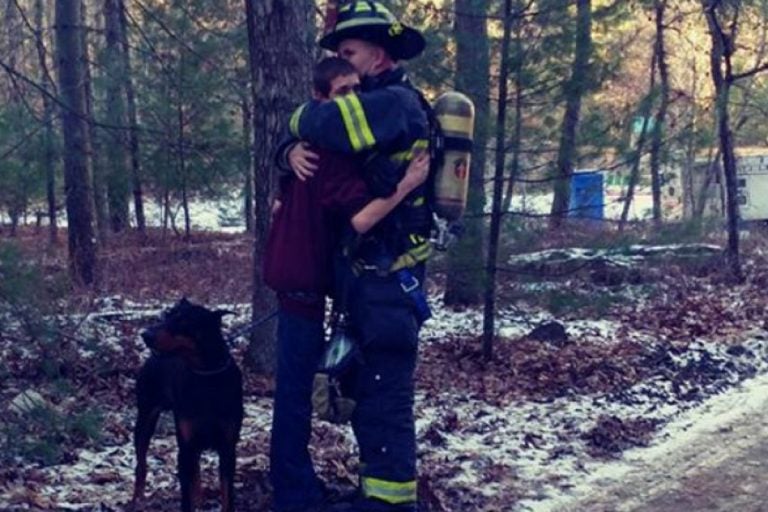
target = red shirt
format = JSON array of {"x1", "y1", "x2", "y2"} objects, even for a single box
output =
[{"x1": 263, "y1": 149, "x2": 370, "y2": 319}]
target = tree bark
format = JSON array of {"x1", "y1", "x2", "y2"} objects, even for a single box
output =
[
  {"x1": 501, "y1": 1, "x2": 525, "y2": 215},
  {"x1": 649, "y1": 0, "x2": 669, "y2": 226},
  {"x1": 34, "y1": 0, "x2": 58, "y2": 244},
  {"x1": 619, "y1": 44, "x2": 658, "y2": 231},
  {"x1": 549, "y1": 0, "x2": 592, "y2": 229},
  {"x1": 55, "y1": 0, "x2": 98, "y2": 285},
  {"x1": 116, "y1": 0, "x2": 146, "y2": 234},
  {"x1": 619, "y1": 113, "x2": 651, "y2": 231},
  {"x1": 103, "y1": 0, "x2": 131, "y2": 233},
  {"x1": 444, "y1": 0, "x2": 491, "y2": 307},
  {"x1": 177, "y1": 99, "x2": 191, "y2": 239},
  {"x1": 703, "y1": 1, "x2": 743, "y2": 282},
  {"x1": 80, "y1": 0, "x2": 109, "y2": 242},
  {"x1": 483, "y1": 0, "x2": 513, "y2": 361},
  {"x1": 245, "y1": 0, "x2": 313, "y2": 373},
  {"x1": 242, "y1": 97, "x2": 254, "y2": 233}
]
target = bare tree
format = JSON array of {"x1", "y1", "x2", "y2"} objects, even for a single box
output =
[
  {"x1": 80, "y1": 0, "x2": 109, "y2": 242},
  {"x1": 549, "y1": 0, "x2": 593, "y2": 228},
  {"x1": 103, "y1": 0, "x2": 131, "y2": 233},
  {"x1": 649, "y1": 0, "x2": 670, "y2": 226},
  {"x1": 55, "y1": 0, "x2": 97, "y2": 285},
  {"x1": 500, "y1": 0, "x2": 528, "y2": 215},
  {"x1": 241, "y1": 96, "x2": 253, "y2": 233},
  {"x1": 33, "y1": 0, "x2": 59, "y2": 244},
  {"x1": 701, "y1": 0, "x2": 768, "y2": 282},
  {"x1": 117, "y1": 0, "x2": 145, "y2": 234},
  {"x1": 4, "y1": 0, "x2": 26, "y2": 235},
  {"x1": 483, "y1": 0, "x2": 513, "y2": 361}
]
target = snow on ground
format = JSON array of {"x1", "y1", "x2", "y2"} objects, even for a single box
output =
[
  {"x1": 528, "y1": 370, "x2": 768, "y2": 512},
  {"x1": 7, "y1": 191, "x2": 661, "y2": 235},
  {"x1": 2, "y1": 293, "x2": 767, "y2": 511}
]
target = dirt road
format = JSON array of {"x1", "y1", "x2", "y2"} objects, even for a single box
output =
[{"x1": 531, "y1": 373, "x2": 768, "y2": 512}]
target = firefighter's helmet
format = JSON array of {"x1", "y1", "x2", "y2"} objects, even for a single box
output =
[{"x1": 319, "y1": 1, "x2": 426, "y2": 61}]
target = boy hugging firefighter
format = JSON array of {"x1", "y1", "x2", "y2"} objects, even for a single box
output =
[{"x1": 264, "y1": 2, "x2": 475, "y2": 511}]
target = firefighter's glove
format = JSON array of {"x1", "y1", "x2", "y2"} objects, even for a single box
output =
[
  {"x1": 312, "y1": 373, "x2": 356, "y2": 424},
  {"x1": 391, "y1": 237, "x2": 432, "y2": 271}
]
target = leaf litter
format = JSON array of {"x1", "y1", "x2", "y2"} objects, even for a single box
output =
[{"x1": 2, "y1": 244, "x2": 768, "y2": 511}]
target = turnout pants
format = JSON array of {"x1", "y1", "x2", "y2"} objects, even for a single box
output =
[{"x1": 347, "y1": 272, "x2": 421, "y2": 511}]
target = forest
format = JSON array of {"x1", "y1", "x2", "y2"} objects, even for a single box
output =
[{"x1": 2, "y1": 1, "x2": 768, "y2": 511}]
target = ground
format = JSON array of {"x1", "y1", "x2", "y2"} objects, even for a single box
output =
[
  {"x1": 1, "y1": 225, "x2": 767, "y2": 511},
  {"x1": 549, "y1": 374, "x2": 768, "y2": 512}
]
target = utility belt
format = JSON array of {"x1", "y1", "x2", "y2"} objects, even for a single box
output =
[{"x1": 350, "y1": 245, "x2": 432, "y2": 326}]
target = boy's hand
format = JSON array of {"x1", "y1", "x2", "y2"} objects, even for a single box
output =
[
  {"x1": 402, "y1": 153, "x2": 430, "y2": 190},
  {"x1": 288, "y1": 142, "x2": 319, "y2": 181}
]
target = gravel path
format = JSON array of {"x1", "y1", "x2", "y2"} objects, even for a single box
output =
[{"x1": 533, "y1": 373, "x2": 768, "y2": 512}]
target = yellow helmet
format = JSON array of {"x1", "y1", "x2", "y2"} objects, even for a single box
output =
[{"x1": 319, "y1": 1, "x2": 426, "y2": 61}]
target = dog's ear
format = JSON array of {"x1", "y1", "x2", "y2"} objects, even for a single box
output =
[{"x1": 179, "y1": 297, "x2": 191, "y2": 306}]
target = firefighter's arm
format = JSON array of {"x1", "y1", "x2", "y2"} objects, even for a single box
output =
[
  {"x1": 296, "y1": 91, "x2": 410, "y2": 154},
  {"x1": 351, "y1": 153, "x2": 429, "y2": 234}
]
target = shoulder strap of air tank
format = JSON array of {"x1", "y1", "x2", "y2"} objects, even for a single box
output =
[{"x1": 409, "y1": 87, "x2": 444, "y2": 206}]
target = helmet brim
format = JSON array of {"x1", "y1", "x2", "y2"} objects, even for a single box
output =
[{"x1": 319, "y1": 24, "x2": 426, "y2": 61}]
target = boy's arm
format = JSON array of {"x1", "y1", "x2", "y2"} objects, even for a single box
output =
[
  {"x1": 360, "y1": 152, "x2": 405, "y2": 198},
  {"x1": 350, "y1": 153, "x2": 429, "y2": 234}
]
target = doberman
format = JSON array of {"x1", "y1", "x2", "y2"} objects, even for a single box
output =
[{"x1": 132, "y1": 298, "x2": 244, "y2": 512}]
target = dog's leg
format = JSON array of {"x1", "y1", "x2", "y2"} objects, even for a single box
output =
[
  {"x1": 132, "y1": 405, "x2": 162, "y2": 504},
  {"x1": 218, "y1": 444, "x2": 237, "y2": 512},
  {"x1": 178, "y1": 444, "x2": 200, "y2": 512}
]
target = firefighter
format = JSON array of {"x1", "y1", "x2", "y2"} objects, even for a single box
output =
[{"x1": 278, "y1": 2, "x2": 432, "y2": 510}]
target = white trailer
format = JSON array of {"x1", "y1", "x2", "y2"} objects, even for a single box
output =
[{"x1": 737, "y1": 155, "x2": 768, "y2": 221}]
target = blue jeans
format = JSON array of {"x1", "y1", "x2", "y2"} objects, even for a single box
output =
[{"x1": 270, "y1": 310, "x2": 326, "y2": 511}]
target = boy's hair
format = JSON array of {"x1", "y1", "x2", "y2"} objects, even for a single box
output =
[{"x1": 313, "y1": 57, "x2": 357, "y2": 98}]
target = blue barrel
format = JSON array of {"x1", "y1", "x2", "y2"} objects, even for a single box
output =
[{"x1": 569, "y1": 171, "x2": 604, "y2": 219}]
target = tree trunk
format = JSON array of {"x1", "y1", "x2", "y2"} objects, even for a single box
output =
[
  {"x1": 444, "y1": 0, "x2": 491, "y2": 307},
  {"x1": 80, "y1": 0, "x2": 109, "y2": 242},
  {"x1": 549, "y1": 0, "x2": 592, "y2": 228},
  {"x1": 34, "y1": 0, "x2": 58, "y2": 244},
  {"x1": 649, "y1": 0, "x2": 669, "y2": 226},
  {"x1": 245, "y1": 0, "x2": 313, "y2": 373},
  {"x1": 483, "y1": 0, "x2": 513, "y2": 361},
  {"x1": 5, "y1": 0, "x2": 23, "y2": 96},
  {"x1": 55, "y1": 0, "x2": 98, "y2": 285},
  {"x1": 619, "y1": 113, "x2": 651, "y2": 231},
  {"x1": 242, "y1": 98, "x2": 254, "y2": 233},
  {"x1": 501, "y1": 2, "x2": 525, "y2": 215},
  {"x1": 683, "y1": 57, "x2": 699, "y2": 219},
  {"x1": 177, "y1": 101, "x2": 191, "y2": 239},
  {"x1": 117, "y1": 0, "x2": 146, "y2": 234},
  {"x1": 103, "y1": 0, "x2": 131, "y2": 233},
  {"x1": 619, "y1": 46, "x2": 658, "y2": 231},
  {"x1": 703, "y1": 2, "x2": 742, "y2": 282}
]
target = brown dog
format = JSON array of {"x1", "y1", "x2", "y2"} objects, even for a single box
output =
[{"x1": 132, "y1": 298, "x2": 243, "y2": 512}]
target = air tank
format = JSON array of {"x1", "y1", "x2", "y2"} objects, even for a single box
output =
[{"x1": 432, "y1": 91, "x2": 475, "y2": 221}]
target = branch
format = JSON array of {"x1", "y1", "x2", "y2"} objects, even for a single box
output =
[
  {"x1": 0, "y1": 122, "x2": 46, "y2": 161},
  {"x1": 731, "y1": 61, "x2": 768, "y2": 81}
]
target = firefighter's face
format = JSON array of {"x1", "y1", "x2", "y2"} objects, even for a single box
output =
[
  {"x1": 337, "y1": 39, "x2": 383, "y2": 77},
  {"x1": 328, "y1": 73, "x2": 360, "y2": 99}
]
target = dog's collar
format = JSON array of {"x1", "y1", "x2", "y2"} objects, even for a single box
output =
[{"x1": 190, "y1": 355, "x2": 233, "y2": 377}]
